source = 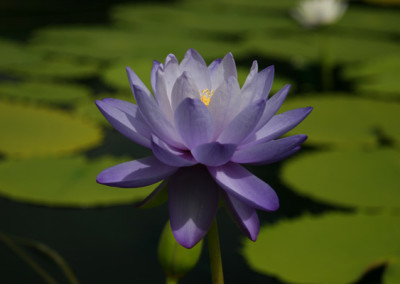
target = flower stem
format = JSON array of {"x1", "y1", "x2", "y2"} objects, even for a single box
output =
[
  {"x1": 166, "y1": 276, "x2": 179, "y2": 284},
  {"x1": 207, "y1": 219, "x2": 224, "y2": 284},
  {"x1": 0, "y1": 232, "x2": 57, "y2": 284},
  {"x1": 319, "y1": 35, "x2": 333, "y2": 91}
]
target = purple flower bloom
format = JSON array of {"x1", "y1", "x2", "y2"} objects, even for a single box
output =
[{"x1": 96, "y1": 49, "x2": 312, "y2": 249}]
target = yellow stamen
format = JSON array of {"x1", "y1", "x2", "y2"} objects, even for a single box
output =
[{"x1": 200, "y1": 89, "x2": 214, "y2": 106}]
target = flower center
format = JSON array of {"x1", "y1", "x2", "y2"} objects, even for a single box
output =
[{"x1": 200, "y1": 89, "x2": 214, "y2": 106}]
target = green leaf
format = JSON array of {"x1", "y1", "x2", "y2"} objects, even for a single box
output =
[
  {"x1": 0, "y1": 39, "x2": 42, "y2": 70},
  {"x1": 7, "y1": 55, "x2": 100, "y2": 79},
  {"x1": 343, "y1": 54, "x2": 400, "y2": 98},
  {"x1": 0, "y1": 81, "x2": 91, "y2": 106},
  {"x1": 243, "y1": 213, "x2": 400, "y2": 284},
  {"x1": 384, "y1": 257, "x2": 400, "y2": 284},
  {"x1": 158, "y1": 220, "x2": 203, "y2": 280},
  {"x1": 279, "y1": 95, "x2": 400, "y2": 149},
  {"x1": 0, "y1": 101, "x2": 103, "y2": 157},
  {"x1": 0, "y1": 156, "x2": 156, "y2": 207},
  {"x1": 281, "y1": 149, "x2": 400, "y2": 209}
]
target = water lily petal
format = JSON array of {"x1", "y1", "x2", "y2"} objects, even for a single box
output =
[
  {"x1": 97, "y1": 156, "x2": 178, "y2": 188},
  {"x1": 208, "y1": 58, "x2": 222, "y2": 77},
  {"x1": 171, "y1": 72, "x2": 200, "y2": 111},
  {"x1": 217, "y1": 99, "x2": 265, "y2": 145},
  {"x1": 241, "y1": 60, "x2": 258, "y2": 89},
  {"x1": 223, "y1": 192, "x2": 259, "y2": 241},
  {"x1": 211, "y1": 52, "x2": 237, "y2": 89},
  {"x1": 151, "y1": 60, "x2": 162, "y2": 95},
  {"x1": 163, "y1": 54, "x2": 181, "y2": 96},
  {"x1": 241, "y1": 65, "x2": 274, "y2": 103},
  {"x1": 180, "y1": 48, "x2": 211, "y2": 90},
  {"x1": 232, "y1": 135, "x2": 307, "y2": 165},
  {"x1": 254, "y1": 84, "x2": 291, "y2": 131},
  {"x1": 174, "y1": 98, "x2": 214, "y2": 149},
  {"x1": 95, "y1": 99, "x2": 151, "y2": 148},
  {"x1": 191, "y1": 142, "x2": 236, "y2": 167},
  {"x1": 151, "y1": 135, "x2": 197, "y2": 167},
  {"x1": 132, "y1": 83, "x2": 184, "y2": 149},
  {"x1": 208, "y1": 76, "x2": 241, "y2": 138},
  {"x1": 208, "y1": 163, "x2": 279, "y2": 211},
  {"x1": 154, "y1": 68, "x2": 174, "y2": 121},
  {"x1": 245, "y1": 107, "x2": 313, "y2": 146},
  {"x1": 126, "y1": 66, "x2": 152, "y2": 97},
  {"x1": 169, "y1": 166, "x2": 220, "y2": 249}
]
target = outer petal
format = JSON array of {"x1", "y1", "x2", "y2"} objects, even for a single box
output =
[
  {"x1": 211, "y1": 52, "x2": 237, "y2": 89},
  {"x1": 171, "y1": 72, "x2": 200, "y2": 111},
  {"x1": 169, "y1": 166, "x2": 220, "y2": 249},
  {"x1": 154, "y1": 68, "x2": 174, "y2": 121},
  {"x1": 223, "y1": 192, "x2": 259, "y2": 241},
  {"x1": 208, "y1": 58, "x2": 222, "y2": 77},
  {"x1": 217, "y1": 99, "x2": 266, "y2": 145},
  {"x1": 126, "y1": 66, "x2": 152, "y2": 97},
  {"x1": 151, "y1": 135, "x2": 197, "y2": 167},
  {"x1": 208, "y1": 163, "x2": 279, "y2": 211},
  {"x1": 132, "y1": 83, "x2": 184, "y2": 149},
  {"x1": 241, "y1": 60, "x2": 258, "y2": 89},
  {"x1": 244, "y1": 107, "x2": 313, "y2": 146},
  {"x1": 174, "y1": 98, "x2": 214, "y2": 149},
  {"x1": 151, "y1": 60, "x2": 162, "y2": 95},
  {"x1": 241, "y1": 65, "x2": 274, "y2": 103},
  {"x1": 95, "y1": 99, "x2": 151, "y2": 148},
  {"x1": 254, "y1": 84, "x2": 291, "y2": 131},
  {"x1": 191, "y1": 142, "x2": 236, "y2": 167},
  {"x1": 96, "y1": 156, "x2": 178, "y2": 188},
  {"x1": 231, "y1": 134, "x2": 307, "y2": 165},
  {"x1": 180, "y1": 48, "x2": 211, "y2": 90}
]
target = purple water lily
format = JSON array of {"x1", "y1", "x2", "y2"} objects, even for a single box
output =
[{"x1": 96, "y1": 49, "x2": 312, "y2": 249}]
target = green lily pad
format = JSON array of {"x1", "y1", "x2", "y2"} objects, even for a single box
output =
[
  {"x1": 244, "y1": 31, "x2": 400, "y2": 64},
  {"x1": 7, "y1": 55, "x2": 100, "y2": 79},
  {"x1": 0, "y1": 39, "x2": 42, "y2": 70},
  {"x1": 281, "y1": 149, "x2": 400, "y2": 209},
  {"x1": 0, "y1": 156, "x2": 156, "y2": 207},
  {"x1": 343, "y1": 54, "x2": 400, "y2": 98},
  {"x1": 0, "y1": 101, "x2": 103, "y2": 157},
  {"x1": 243, "y1": 213, "x2": 400, "y2": 284},
  {"x1": 112, "y1": 3, "x2": 294, "y2": 36},
  {"x1": 0, "y1": 81, "x2": 91, "y2": 106},
  {"x1": 384, "y1": 257, "x2": 400, "y2": 284},
  {"x1": 31, "y1": 25, "x2": 240, "y2": 62},
  {"x1": 279, "y1": 95, "x2": 400, "y2": 149}
]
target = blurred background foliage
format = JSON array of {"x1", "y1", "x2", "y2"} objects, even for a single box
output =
[{"x1": 0, "y1": 0, "x2": 399, "y2": 283}]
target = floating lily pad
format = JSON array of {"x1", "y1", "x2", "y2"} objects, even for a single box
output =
[
  {"x1": 282, "y1": 149, "x2": 400, "y2": 209},
  {"x1": 244, "y1": 31, "x2": 400, "y2": 64},
  {"x1": 279, "y1": 95, "x2": 400, "y2": 149},
  {"x1": 0, "y1": 156, "x2": 156, "y2": 207},
  {"x1": 384, "y1": 257, "x2": 400, "y2": 284},
  {"x1": 343, "y1": 54, "x2": 400, "y2": 98},
  {"x1": 0, "y1": 81, "x2": 91, "y2": 106},
  {"x1": 112, "y1": 3, "x2": 294, "y2": 35},
  {"x1": 0, "y1": 101, "x2": 103, "y2": 157},
  {"x1": 31, "y1": 26, "x2": 240, "y2": 62},
  {"x1": 243, "y1": 213, "x2": 400, "y2": 284},
  {"x1": 0, "y1": 39, "x2": 42, "y2": 70},
  {"x1": 7, "y1": 55, "x2": 100, "y2": 79}
]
